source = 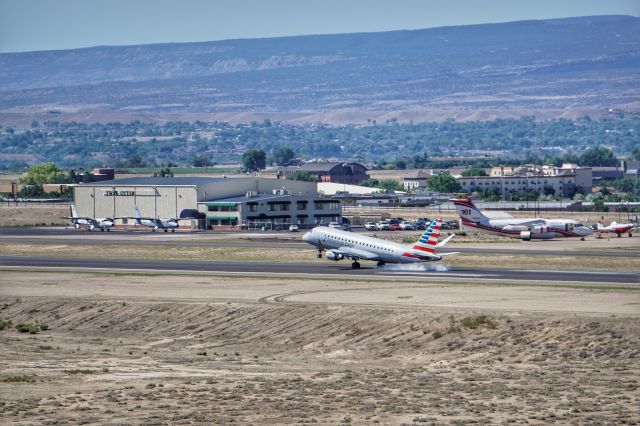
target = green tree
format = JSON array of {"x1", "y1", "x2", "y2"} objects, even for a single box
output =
[
  {"x1": 19, "y1": 163, "x2": 70, "y2": 186},
  {"x1": 579, "y1": 146, "x2": 618, "y2": 167},
  {"x1": 271, "y1": 147, "x2": 295, "y2": 166},
  {"x1": 631, "y1": 147, "x2": 640, "y2": 161},
  {"x1": 242, "y1": 149, "x2": 267, "y2": 172},
  {"x1": 191, "y1": 155, "x2": 212, "y2": 167},
  {"x1": 461, "y1": 167, "x2": 488, "y2": 177},
  {"x1": 287, "y1": 171, "x2": 317, "y2": 182},
  {"x1": 359, "y1": 178, "x2": 380, "y2": 187},
  {"x1": 427, "y1": 173, "x2": 461, "y2": 192},
  {"x1": 153, "y1": 168, "x2": 174, "y2": 177},
  {"x1": 378, "y1": 179, "x2": 403, "y2": 191}
]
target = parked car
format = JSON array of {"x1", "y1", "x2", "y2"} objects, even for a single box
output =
[
  {"x1": 414, "y1": 220, "x2": 430, "y2": 230},
  {"x1": 365, "y1": 222, "x2": 377, "y2": 231},
  {"x1": 341, "y1": 224, "x2": 352, "y2": 231},
  {"x1": 376, "y1": 221, "x2": 391, "y2": 231},
  {"x1": 288, "y1": 224, "x2": 300, "y2": 232},
  {"x1": 328, "y1": 222, "x2": 341, "y2": 229},
  {"x1": 400, "y1": 221, "x2": 415, "y2": 230},
  {"x1": 388, "y1": 223, "x2": 401, "y2": 231}
]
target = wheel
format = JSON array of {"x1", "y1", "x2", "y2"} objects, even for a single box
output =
[
  {"x1": 617, "y1": 233, "x2": 622, "y2": 238},
  {"x1": 317, "y1": 253, "x2": 322, "y2": 259},
  {"x1": 100, "y1": 228, "x2": 104, "y2": 232},
  {"x1": 172, "y1": 229, "x2": 175, "y2": 233},
  {"x1": 377, "y1": 261, "x2": 385, "y2": 267},
  {"x1": 580, "y1": 237, "x2": 585, "y2": 241},
  {"x1": 152, "y1": 229, "x2": 156, "y2": 232},
  {"x1": 629, "y1": 233, "x2": 633, "y2": 237},
  {"x1": 164, "y1": 229, "x2": 168, "y2": 233},
  {"x1": 107, "y1": 228, "x2": 111, "y2": 232},
  {"x1": 351, "y1": 261, "x2": 361, "y2": 269}
]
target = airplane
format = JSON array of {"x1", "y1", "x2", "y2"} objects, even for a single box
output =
[
  {"x1": 132, "y1": 205, "x2": 179, "y2": 232},
  {"x1": 450, "y1": 197, "x2": 593, "y2": 241},
  {"x1": 302, "y1": 219, "x2": 457, "y2": 269},
  {"x1": 596, "y1": 221, "x2": 635, "y2": 238},
  {"x1": 61, "y1": 205, "x2": 114, "y2": 232}
]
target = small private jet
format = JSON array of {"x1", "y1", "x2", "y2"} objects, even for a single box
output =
[
  {"x1": 596, "y1": 221, "x2": 635, "y2": 238},
  {"x1": 132, "y1": 205, "x2": 179, "y2": 232},
  {"x1": 62, "y1": 205, "x2": 114, "y2": 231},
  {"x1": 302, "y1": 219, "x2": 456, "y2": 269},
  {"x1": 450, "y1": 197, "x2": 593, "y2": 240}
]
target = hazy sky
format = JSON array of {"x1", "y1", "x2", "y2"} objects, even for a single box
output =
[{"x1": 1, "y1": 0, "x2": 638, "y2": 53}]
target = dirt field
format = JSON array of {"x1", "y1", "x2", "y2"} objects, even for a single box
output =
[
  {"x1": 0, "y1": 271, "x2": 638, "y2": 424},
  {"x1": 0, "y1": 205, "x2": 69, "y2": 226}
]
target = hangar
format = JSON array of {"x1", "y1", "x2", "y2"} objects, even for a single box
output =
[{"x1": 74, "y1": 177, "x2": 341, "y2": 230}]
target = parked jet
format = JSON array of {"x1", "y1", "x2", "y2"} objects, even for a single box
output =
[
  {"x1": 596, "y1": 221, "x2": 635, "y2": 237},
  {"x1": 132, "y1": 205, "x2": 179, "y2": 232},
  {"x1": 62, "y1": 205, "x2": 114, "y2": 231},
  {"x1": 302, "y1": 219, "x2": 457, "y2": 269},
  {"x1": 450, "y1": 198, "x2": 592, "y2": 240}
]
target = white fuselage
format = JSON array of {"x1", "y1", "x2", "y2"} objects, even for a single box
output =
[
  {"x1": 303, "y1": 227, "x2": 437, "y2": 263},
  {"x1": 463, "y1": 217, "x2": 592, "y2": 240},
  {"x1": 138, "y1": 218, "x2": 178, "y2": 231},
  {"x1": 73, "y1": 218, "x2": 113, "y2": 231}
]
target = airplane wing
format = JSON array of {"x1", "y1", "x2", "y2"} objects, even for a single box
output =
[
  {"x1": 61, "y1": 216, "x2": 97, "y2": 223},
  {"x1": 336, "y1": 246, "x2": 379, "y2": 260}
]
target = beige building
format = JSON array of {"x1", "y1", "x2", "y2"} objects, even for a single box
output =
[
  {"x1": 459, "y1": 164, "x2": 592, "y2": 198},
  {"x1": 74, "y1": 177, "x2": 340, "y2": 230}
]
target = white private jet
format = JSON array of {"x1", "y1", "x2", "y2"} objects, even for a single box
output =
[
  {"x1": 132, "y1": 205, "x2": 179, "y2": 232},
  {"x1": 450, "y1": 198, "x2": 592, "y2": 241},
  {"x1": 302, "y1": 219, "x2": 457, "y2": 269},
  {"x1": 596, "y1": 221, "x2": 635, "y2": 238},
  {"x1": 62, "y1": 205, "x2": 114, "y2": 232}
]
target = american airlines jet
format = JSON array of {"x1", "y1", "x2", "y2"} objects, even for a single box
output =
[
  {"x1": 302, "y1": 219, "x2": 457, "y2": 269},
  {"x1": 450, "y1": 198, "x2": 592, "y2": 240},
  {"x1": 62, "y1": 205, "x2": 114, "y2": 231},
  {"x1": 132, "y1": 205, "x2": 179, "y2": 232}
]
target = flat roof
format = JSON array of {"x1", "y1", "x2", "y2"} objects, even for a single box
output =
[
  {"x1": 207, "y1": 193, "x2": 299, "y2": 203},
  {"x1": 78, "y1": 177, "x2": 231, "y2": 186}
]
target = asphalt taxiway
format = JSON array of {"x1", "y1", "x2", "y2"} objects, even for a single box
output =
[{"x1": 1, "y1": 255, "x2": 637, "y2": 285}]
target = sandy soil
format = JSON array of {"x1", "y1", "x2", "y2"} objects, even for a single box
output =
[
  {"x1": 0, "y1": 205, "x2": 69, "y2": 226},
  {"x1": 0, "y1": 271, "x2": 638, "y2": 424}
]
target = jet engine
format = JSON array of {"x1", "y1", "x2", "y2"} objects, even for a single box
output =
[
  {"x1": 520, "y1": 231, "x2": 531, "y2": 241},
  {"x1": 325, "y1": 250, "x2": 344, "y2": 261}
]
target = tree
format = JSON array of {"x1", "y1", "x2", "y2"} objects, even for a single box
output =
[
  {"x1": 359, "y1": 178, "x2": 380, "y2": 187},
  {"x1": 461, "y1": 167, "x2": 488, "y2": 177},
  {"x1": 153, "y1": 168, "x2": 174, "y2": 177},
  {"x1": 579, "y1": 146, "x2": 618, "y2": 167},
  {"x1": 19, "y1": 163, "x2": 70, "y2": 186},
  {"x1": 242, "y1": 149, "x2": 266, "y2": 172},
  {"x1": 378, "y1": 179, "x2": 403, "y2": 191},
  {"x1": 287, "y1": 171, "x2": 317, "y2": 182},
  {"x1": 271, "y1": 147, "x2": 295, "y2": 166},
  {"x1": 427, "y1": 173, "x2": 461, "y2": 193},
  {"x1": 631, "y1": 147, "x2": 640, "y2": 161},
  {"x1": 191, "y1": 155, "x2": 212, "y2": 167}
]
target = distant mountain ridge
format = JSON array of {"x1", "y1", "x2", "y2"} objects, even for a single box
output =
[{"x1": 0, "y1": 15, "x2": 639, "y2": 122}]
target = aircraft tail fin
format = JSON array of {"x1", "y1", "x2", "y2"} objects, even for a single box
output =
[
  {"x1": 411, "y1": 219, "x2": 442, "y2": 254},
  {"x1": 449, "y1": 198, "x2": 488, "y2": 223},
  {"x1": 70, "y1": 205, "x2": 78, "y2": 218},
  {"x1": 597, "y1": 221, "x2": 604, "y2": 230},
  {"x1": 436, "y1": 233, "x2": 455, "y2": 248}
]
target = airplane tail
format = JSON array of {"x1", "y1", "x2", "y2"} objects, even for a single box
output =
[
  {"x1": 70, "y1": 205, "x2": 78, "y2": 219},
  {"x1": 133, "y1": 205, "x2": 143, "y2": 224},
  {"x1": 449, "y1": 198, "x2": 488, "y2": 224},
  {"x1": 411, "y1": 219, "x2": 442, "y2": 254},
  {"x1": 597, "y1": 221, "x2": 604, "y2": 230}
]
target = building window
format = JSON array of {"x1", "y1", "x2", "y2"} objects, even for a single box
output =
[
  {"x1": 297, "y1": 201, "x2": 307, "y2": 210},
  {"x1": 248, "y1": 204, "x2": 257, "y2": 212}
]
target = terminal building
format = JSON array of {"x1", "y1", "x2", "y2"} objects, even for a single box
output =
[{"x1": 73, "y1": 177, "x2": 341, "y2": 230}]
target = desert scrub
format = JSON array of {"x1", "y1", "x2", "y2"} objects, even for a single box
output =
[
  {"x1": 460, "y1": 315, "x2": 497, "y2": 330},
  {"x1": 15, "y1": 322, "x2": 43, "y2": 334},
  {"x1": 0, "y1": 319, "x2": 12, "y2": 330},
  {"x1": 1, "y1": 375, "x2": 35, "y2": 383},
  {"x1": 64, "y1": 369, "x2": 98, "y2": 375},
  {"x1": 432, "y1": 330, "x2": 443, "y2": 339}
]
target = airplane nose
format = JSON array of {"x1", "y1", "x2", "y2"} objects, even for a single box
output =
[{"x1": 302, "y1": 231, "x2": 314, "y2": 244}]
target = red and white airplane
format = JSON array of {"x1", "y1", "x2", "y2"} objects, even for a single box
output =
[
  {"x1": 596, "y1": 221, "x2": 635, "y2": 238},
  {"x1": 450, "y1": 197, "x2": 593, "y2": 241}
]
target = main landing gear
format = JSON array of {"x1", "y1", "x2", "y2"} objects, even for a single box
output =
[
  {"x1": 377, "y1": 261, "x2": 386, "y2": 267},
  {"x1": 351, "y1": 261, "x2": 361, "y2": 269}
]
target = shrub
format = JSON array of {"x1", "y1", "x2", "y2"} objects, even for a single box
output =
[
  {"x1": 39, "y1": 324, "x2": 48, "y2": 331},
  {"x1": 432, "y1": 330, "x2": 443, "y2": 339},
  {"x1": 196, "y1": 351, "x2": 207, "y2": 356},
  {"x1": 15, "y1": 322, "x2": 40, "y2": 334},
  {"x1": 0, "y1": 319, "x2": 12, "y2": 330},
  {"x1": 1, "y1": 375, "x2": 35, "y2": 383},
  {"x1": 64, "y1": 369, "x2": 97, "y2": 375},
  {"x1": 460, "y1": 315, "x2": 497, "y2": 330}
]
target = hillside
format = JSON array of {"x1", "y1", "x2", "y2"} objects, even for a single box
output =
[{"x1": 0, "y1": 15, "x2": 639, "y2": 123}]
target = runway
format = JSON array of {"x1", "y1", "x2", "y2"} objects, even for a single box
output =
[
  {"x1": 1, "y1": 255, "x2": 637, "y2": 285},
  {"x1": 1, "y1": 227, "x2": 638, "y2": 258}
]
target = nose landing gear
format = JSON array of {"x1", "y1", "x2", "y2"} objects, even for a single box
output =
[{"x1": 351, "y1": 261, "x2": 361, "y2": 269}]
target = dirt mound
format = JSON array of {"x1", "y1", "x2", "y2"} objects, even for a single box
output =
[{"x1": 1, "y1": 298, "x2": 638, "y2": 424}]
